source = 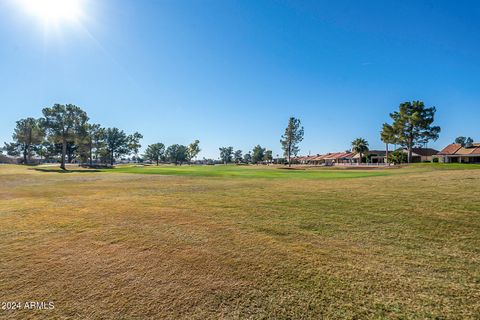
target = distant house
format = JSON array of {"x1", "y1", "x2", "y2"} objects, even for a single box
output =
[
  {"x1": 395, "y1": 148, "x2": 439, "y2": 163},
  {"x1": 293, "y1": 154, "x2": 316, "y2": 165},
  {"x1": 0, "y1": 154, "x2": 20, "y2": 164},
  {"x1": 294, "y1": 154, "x2": 324, "y2": 165},
  {"x1": 295, "y1": 152, "x2": 357, "y2": 166},
  {"x1": 352, "y1": 150, "x2": 388, "y2": 163},
  {"x1": 325, "y1": 152, "x2": 356, "y2": 165},
  {"x1": 437, "y1": 143, "x2": 480, "y2": 163},
  {"x1": 294, "y1": 147, "x2": 439, "y2": 165}
]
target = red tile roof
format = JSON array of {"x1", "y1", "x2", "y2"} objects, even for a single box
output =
[
  {"x1": 438, "y1": 143, "x2": 480, "y2": 156},
  {"x1": 312, "y1": 154, "x2": 329, "y2": 160},
  {"x1": 295, "y1": 152, "x2": 356, "y2": 161},
  {"x1": 322, "y1": 153, "x2": 340, "y2": 159},
  {"x1": 455, "y1": 147, "x2": 479, "y2": 155},
  {"x1": 438, "y1": 144, "x2": 462, "y2": 155}
]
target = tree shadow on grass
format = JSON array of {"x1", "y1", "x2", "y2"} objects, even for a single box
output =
[{"x1": 30, "y1": 167, "x2": 103, "y2": 173}]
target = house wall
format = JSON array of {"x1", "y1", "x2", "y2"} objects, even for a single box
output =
[
  {"x1": 460, "y1": 156, "x2": 480, "y2": 163},
  {"x1": 439, "y1": 155, "x2": 480, "y2": 163}
]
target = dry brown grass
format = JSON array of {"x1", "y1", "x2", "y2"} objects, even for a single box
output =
[{"x1": 0, "y1": 165, "x2": 479, "y2": 319}]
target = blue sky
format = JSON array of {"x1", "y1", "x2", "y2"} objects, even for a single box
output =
[{"x1": 1, "y1": 0, "x2": 479, "y2": 158}]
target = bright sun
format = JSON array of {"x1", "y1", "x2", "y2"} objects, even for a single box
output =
[{"x1": 20, "y1": 0, "x2": 84, "y2": 23}]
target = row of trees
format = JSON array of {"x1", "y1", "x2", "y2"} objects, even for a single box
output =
[
  {"x1": 4, "y1": 104, "x2": 143, "y2": 169},
  {"x1": 4, "y1": 101, "x2": 442, "y2": 167},
  {"x1": 4, "y1": 106, "x2": 302, "y2": 168},
  {"x1": 215, "y1": 117, "x2": 305, "y2": 166},
  {"x1": 219, "y1": 145, "x2": 273, "y2": 164},
  {"x1": 144, "y1": 140, "x2": 201, "y2": 165}
]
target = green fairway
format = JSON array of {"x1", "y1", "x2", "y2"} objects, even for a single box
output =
[
  {"x1": 108, "y1": 164, "x2": 396, "y2": 179},
  {"x1": 1, "y1": 164, "x2": 479, "y2": 319},
  {"x1": 411, "y1": 162, "x2": 480, "y2": 170}
]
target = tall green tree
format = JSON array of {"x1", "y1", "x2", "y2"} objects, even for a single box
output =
[
  {"x1": 61, "y1": 141, "x2": 79, "y2": 163},
  {"x1": 351, "y1": 138, "x2": 369, "y2": 164},
  {"x1": 455, "y1": 136, "x2": 467, "y2": 146},
  {"x1": 465, "y1": 137, "x2": 474, "y2": 148},
  {"x1": 187, "y1": 140, "x2": 201, "y2": 161},
  {"x1": 280, "y1": 117, "x2": 304, "y2": 167},
  {"x1": 166, "y1": 144, "x2": 188, "y2": 165},
  {"x1": 380, "y1": 123, "x2": 397, "y2": 164},
  {"x1": 77, "y1": 123, "x2": 102, "y2": 166},
  {"x1": 128, "y1": 132, "x2": 143, "y2": 161},
  {"x1": 389, "y1": 101, "x2": 440, "y2": 163},
  {"x1": 243, "y1": 152, "x2": 252, "y2": 164},
  {"x1": 251, "y1": 145, "x2": 266, "y2": 164},
  {"x1": 455, "y1": 136, "x2": 473, "y2": 147},
  {"x1": 219, "y1": 146, "x2": 234, "y2": 164},
  {"x1": 234, "y1": 150, "x2": 243, "y2": 164},
  {"x1": 92, "y1": 127, "x2": 107, "y2": 163},
  {"x1": 3, "y1": 142, "x2": 21, "y2": 157},
  {"x1": 104, "y1": 128, "x2": 129, "y2": 165},
  {"x1": 263, "y1": 150, "x2": 273, "y2": 163},
  {"x1": 42, "y1": 104, "x2": 89, "y2": 170},
  {"x1": 144, "y1": 143, "x2": 165, "y2": 165},
  {"x1": 35, "y1": 141, "x2": 55, "y2": 161},
  {"x1": 10, "y1": 118, "x2": 45, "y2": 164}
]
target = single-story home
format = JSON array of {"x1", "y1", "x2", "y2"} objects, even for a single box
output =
[
  {"x1": 394, "y1": 147, "x2": 439, "y2": 162},
  {"x1": 436, "y1": 143, "x2": 480, "y2": 163},
  {"x1": 323, "y1": 152, "x2": 356, "y2": 165},
  {"x1": 352, "y1": 150, "x2": 388, "y2": 163},
  {"x1": 294, "y1": 155, "x2": 316, "y2": 165},
  {"x1": 293, "y1": 147, "x2": 440, "y2": 165},
  {"x1": 293, "y1": 154, "x2": 326, "y2": 165},
  {"x1": 308, "y1": 154, "x2": 328, "y2": 165},
  {"x1": 294, "y1": 152, "x2": 358, "y2": 165}
]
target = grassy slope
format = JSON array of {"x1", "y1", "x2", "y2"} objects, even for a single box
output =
[{"x1": 0, "y1": 164, "x2": 479, "y2": 319}]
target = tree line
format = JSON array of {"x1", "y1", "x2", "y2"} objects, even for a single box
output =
[
  {"x1": 4, "y1": 104, "x2": 143, "y2": 169},
  {"x1": 3, "y1": 104, "x2": 201, "y2": 169},
  {"x1": 3, "y1": 100, "x2": 443, "y2": 168},
  {"x1": 2, "y1": 107, "x2": 374, "y2": 168},
  {"x1": 218, "y1": 145, "x2": 274, "y2": 165},
  {"x1": 215, "y1": 117, "x2": 304, "y2": 166},
  {"x1": 143, "y1": 140, "x2": 201, "y2": 165}
]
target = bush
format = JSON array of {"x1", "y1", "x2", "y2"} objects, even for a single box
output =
[
  {"x1": 388, "y1": 150, "x2": 408, "y2": 164},
  {"x1": 0, "y1": 154, "x2": 19, "y2": 164}
]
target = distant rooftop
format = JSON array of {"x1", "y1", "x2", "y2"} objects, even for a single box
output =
[{"x1": 438, "y1": 143, "x2": 480, "y2": 156}]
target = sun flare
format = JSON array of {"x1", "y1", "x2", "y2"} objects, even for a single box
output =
[{"x1": 20, "y1": 0, "x2": 84, "y2": 24}]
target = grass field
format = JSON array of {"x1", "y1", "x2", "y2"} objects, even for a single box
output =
[
  {"x1": 0, "y1": 164, "x2": 479, "y2": 319},
  {"x1": 36, "y1": 163, "x2": 399, "y2": 179}
]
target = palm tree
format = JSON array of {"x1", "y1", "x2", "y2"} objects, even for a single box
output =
[
  {"x1": 351, "y1": 138, "x2": 369, "y2": 164},
  {"x1": 380, "y1": 123, "x2": 396, "y2": 165}
]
